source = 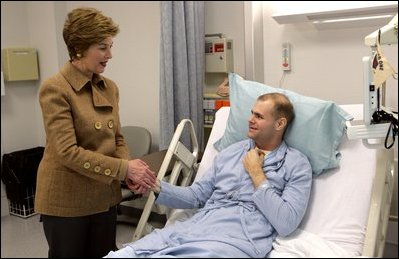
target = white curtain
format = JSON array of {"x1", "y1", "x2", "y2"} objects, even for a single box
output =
[{"x1": 159, "y1": 1, "x2": 205, "y2": 151}]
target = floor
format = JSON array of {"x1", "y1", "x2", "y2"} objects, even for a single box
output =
[
  {"x1": 1, "y1": 213, "x2": 137, "y2": 258},
  {"x1": 1, "y1": 213, "x2": 398, "y2": 258}
]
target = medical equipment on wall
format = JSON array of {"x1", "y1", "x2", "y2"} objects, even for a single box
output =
[
  {"x1": 132, "y1": 119, "x2": 199, "y2": 241},
  {"x1": 282, "y1": 42, "x2": 291, "y2": 71},
  {"x1": 346, "y1": 14, "x2": 398, "y2": 149},
  {"x1": 205, "y1": 34, "x2": 234, "y2": 73}
]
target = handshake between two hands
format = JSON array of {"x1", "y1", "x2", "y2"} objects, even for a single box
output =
[
  {"x1": 124, "y1": 148, "x2": 266, "y2": 194},
  {"x1": 124, "y1": 159, "x2": 161, "y2": 194}
]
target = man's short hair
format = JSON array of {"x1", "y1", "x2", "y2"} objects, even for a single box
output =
[{"x1": 257, "y1": 93, "x2": 294, "y2": 127}]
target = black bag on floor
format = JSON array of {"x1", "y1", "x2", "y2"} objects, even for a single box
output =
[{"x1": 1, "y1": 146, "x2": 44, "y2": 203}]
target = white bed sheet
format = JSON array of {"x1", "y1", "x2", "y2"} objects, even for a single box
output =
[{"x1": 193, "y1": 104, "x2": 377, "y2": 256}]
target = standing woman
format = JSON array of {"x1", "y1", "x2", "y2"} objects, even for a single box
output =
[{"x1": 35, "y1": 7, "x2": 156, "y2": 258}]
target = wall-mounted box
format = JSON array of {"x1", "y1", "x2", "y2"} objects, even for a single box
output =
[
  {"x1": 205, "y1": 38, "x2": 234, "y2": 73},
  {"x1": 1, "y1": 48, "x2": 39, "y2": 81}
]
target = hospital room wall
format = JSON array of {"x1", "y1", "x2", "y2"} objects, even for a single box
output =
[
  {"x1": 205, "y1": 2, "x2": 397, "y2": 108},
  {"x1": 261, "y1": 2, "x2": 398, "y2": 107},
  {"x1": 1, "y1": 0, "x2": 397, "y2": 217},
  {"x1": 64, "y1": 1, "x2": 161, "y2": 152},
  {"x1": 204, "y1": 1, "x2": 246, "y2": 93},
  {"x1": 260, "y1": 1, "x2": 399, "y2": 247},
  {"x1": 205, "y1": 1, "x2": 398, "y2": 246},
  {"x1": 1, "y1": 1, "x2": 60, "y2": 216},
  {"x1": 260, "y1": 2, "x2": 398, "y2": 218},
  {"x1": 0, "y1": 1, "x2": 161, "y2": 155},
  {"x1": 204, "y1": 1, "x2": 397, "y2": 186},
  {"x1": 0, "y1": 1, "x2": 161, "y2": 216}
]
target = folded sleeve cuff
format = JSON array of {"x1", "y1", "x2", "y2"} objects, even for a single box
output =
[{"x1": 118, "y1": 159, "x2": 129, "y2": 181}]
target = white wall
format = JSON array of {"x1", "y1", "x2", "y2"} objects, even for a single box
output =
[
  {"x1": 204, "y1": 1, "x2": 397, "y2": 106},
  {"x1": 262, "y1": 2, "x2": 398, "y2": 107}
]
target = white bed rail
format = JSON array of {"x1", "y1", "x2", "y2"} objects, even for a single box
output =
[
  {"x1": 362, "y1": 148, "x2": 395, "y2": 257},
  {"x1": 132, "y1": 119, "x2": 199, "y2": 241}
]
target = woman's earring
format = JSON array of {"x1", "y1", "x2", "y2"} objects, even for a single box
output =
[{"x1": 76, "y1": 53, "x2": 82, "y2": 58}]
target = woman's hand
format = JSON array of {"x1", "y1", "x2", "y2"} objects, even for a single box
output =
[{"x1": 125, "y1": 159, "x2": 156, "y2": 193}]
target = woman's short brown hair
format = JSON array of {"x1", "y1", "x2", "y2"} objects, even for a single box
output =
[{"x1": 63, "y1": 7, "x2": 119, "y2": 60}]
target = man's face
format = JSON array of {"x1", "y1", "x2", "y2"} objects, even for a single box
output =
[{"x1": 247, "y1": 100, "x2": 277, "y2": 145}]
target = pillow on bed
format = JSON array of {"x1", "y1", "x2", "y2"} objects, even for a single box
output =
[{"x1": 213, "y1": 73, "x2": 353, "y2": 175}]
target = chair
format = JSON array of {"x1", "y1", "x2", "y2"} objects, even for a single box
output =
[
  {"x1": 121, "y1": 126, "x2": 152, "y2": 159},
  {"x1": 118, "y1": 126, "x2": 152, "y2": 223}
]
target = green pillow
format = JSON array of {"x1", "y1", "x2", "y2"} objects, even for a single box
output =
[{"x1": 214, "y1": 73, "x2": 353, "y2": 175}]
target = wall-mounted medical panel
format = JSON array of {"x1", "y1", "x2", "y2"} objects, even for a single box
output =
[
  {"x1": 1, "y1": 48, "x2": 39, "y2": 81},
  {"x1": 205, "y1": 38, "x2": 234, "y2": 73}
]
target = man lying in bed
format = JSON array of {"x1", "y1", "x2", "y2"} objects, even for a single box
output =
[{"x1": 105, "y1": 93, "x2": 312, "y2": 258}]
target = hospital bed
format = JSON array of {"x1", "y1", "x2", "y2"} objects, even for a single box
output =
[
  {"x1": 132, "y1": 119, "x2": 199, "y2": 241},
  {"x1": 155, "y1": 104, "x2": 394, "y2": 258}
]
